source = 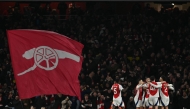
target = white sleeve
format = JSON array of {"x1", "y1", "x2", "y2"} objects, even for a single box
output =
[
  {"x1": 150, "y1": 83, "x2": 162, "y2": 88},
  {"x1": 111, "y1": 85, "x2": 113, "y2": 90},
  {"x1": 168, "y1": 84, "x2": 174, "y2": 91},
  {"x1": 168, "y1": 86, "x2": 174, "y2": 90},
  {"x1": 167, "y1": 84, "x2": 173, "y2": 87},
  {"x1": 119, "y1": 84, "x2": 124, "y2": 91},
  {"x1": 136, "y1": 84, "x2": 142, "y2": 89},
  {"x1": 156, "y1": 82, "x2": 162, "y2": 85},
  {"x1": 142, "y1": 84, "x2": 148, "y2": 88}
]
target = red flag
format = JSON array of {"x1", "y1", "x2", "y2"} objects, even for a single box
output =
[{"x1": 7, "y1": 29, "x2": 84, "y2": 100}]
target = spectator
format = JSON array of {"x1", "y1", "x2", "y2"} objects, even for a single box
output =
[
  {"x1": 0, "y1": 2, "x2": 190, "y2": 109},
  {"x1": 89, "y1": 91, "x2": 98, "y2": 109},
  {"x1": 35, "y1": 95, "x2": 46, "y2": 109},
  {"x1": 22, "y1": 99, "x2": 30, "y2": 109},
  {"x1": 0, "y1": 93, "x2": 4, "y2": 109},
  {"x1": 127, "y1": 96, "x2": 135, "y2": 109},
  {"x1": 6, "y1": 91, "x2": 14, "y2": 108},
  {"x1": 168, "y1": 91, "x2": 174, "y2": 109},
  {"x1": 70, "y1": 97, "x2": 80, "y2": 109},
  {"x1": 44, "y1": 95, "x2": 51, "y2": 109},
  {"x1": 103, "y1": 89, "x2": 112, "y2": 109},
  {"x1": 81, "y1": 94, "x2": 92, "y2": 109},
  {"x1": 57, "y1": 2, "x2": 68, "y2": 19},
  {"x1": 53, "y1": 94, "x2": 64, "y2": 109},
  {"x1": 49, "y1": 95, "x2": 55, "y2": 109},
  {"x1": 3, "y1": 105, "x2": 9, "y2": 109},
  {"x1": 61, "y1": 96, "x2": 72, "y2": 109},
  {"x1": 12, "y1": 96, "x2": 22, "y2": 109},
  {"x1": 179, "y1": 91, "x2": 190, "y2": 109}
]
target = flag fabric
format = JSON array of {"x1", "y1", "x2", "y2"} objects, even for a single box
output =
[{"x1": 7, "y1": 29, "x2": 84, "y2": 100}]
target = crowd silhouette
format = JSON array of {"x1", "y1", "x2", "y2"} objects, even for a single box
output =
[{"x1": 0, "y1": 2, "x2": 190, "y2": 109}]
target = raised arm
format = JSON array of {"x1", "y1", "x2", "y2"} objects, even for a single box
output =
[
  {"x1": 136, "y1": 84, "x2": 143, "y2": 89},
  {"x1": 150, "y1": 82, "x2": 162, "y2": 88},
  {"x1": 168, "y1": 84, "x2": 175, "y2": 91},
  {"x1": 111, "y1": 86, "x2": 113, "y2": 90},
  {"x1": 142, "y1": 83, "x2": 148, "y2": 88},
  {"x1": 119, "y1": 84, "x2": 124, "y2": 92},
  {"x1": 156, "y1": 82, "x2": 162, "y2": 85},
  {"x1": 167, "y1": 84, "x2": 173, "y2": 87}
]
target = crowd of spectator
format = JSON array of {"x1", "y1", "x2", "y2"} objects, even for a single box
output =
[{"x1": 0, "y1": 2, "x2": 190, "y2": 109}]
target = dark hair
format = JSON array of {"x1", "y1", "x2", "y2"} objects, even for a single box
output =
[
  {"x1": 115, "y1": 79, "x2": 120, "y2": 83},
  {"x1": 150, "y1": 76, "x2": 155, "y2": 81},
  {"x1": 161, "y1": 75, "x2": 166, "y2": 81},
  {"x1": 145, "y1": 76, "x2": 149, "y2": 79},
  {"x1": 137, "y1": 78, "x2": 142, "y2": 82}
]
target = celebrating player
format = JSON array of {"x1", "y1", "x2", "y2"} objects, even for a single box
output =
[
  {"x1": 111, "y1": 79, "x2": 125, "y2": 109},
  {"x1": 157, "y1": 75, "x2": 174, "y2": 109},
  {"x1": 148, "y1": 76, "x2": 162, "y2": 109},
  {"x1": 134, "y1": 79, "x2": 144, "y2": 109},
  {"x1": 142, "y1": 77, "x2": 150, "y2": 109}
]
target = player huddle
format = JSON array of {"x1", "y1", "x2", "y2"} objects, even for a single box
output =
[
  {"x1": 134, "y1": 76, "x2": 174, "y2": 109},
  {"x1": 110, "y1": 76, "x2": 174, "y2": 109}
]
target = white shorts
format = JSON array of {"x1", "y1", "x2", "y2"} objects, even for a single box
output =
[
  {"x1": 148, "y1": 97, "x2": 159, "y2": 106},
  {"x1": 159, "y1": 97, "x2": 169, "y2": 106},
  {"x1": 112, "y1": 99, "x2": 125, "y2": 107},
  {"x1": 134, "y1": 99, "x2": 142, "y2": 108},
  {"x1": 142, "y1": 98, "x2": 149, "y2": 107}
]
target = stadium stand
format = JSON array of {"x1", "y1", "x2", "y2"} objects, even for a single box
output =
[{"x1": 0, "y1": 2, "x2": 190, "y2": 109}]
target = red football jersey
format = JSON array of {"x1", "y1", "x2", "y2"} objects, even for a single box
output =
[
  {"x1": 160, "y1": 82, "x2": 169, "y2": 97},
  {"x1": 111, "y1": 83, "x2": 123, "y2": 99},
  {"x1": 135, "y1": 85, "x2": 143, "y2": 100},
  {"x1": 148, "y1": 82, "x2": 159, "y2": 97},
  {"x1": 143, "y1": 83, "x2": 149, "y2": 98},
  {"x1": 145, "y1": 88, "x2": 150, "y2": 98}
]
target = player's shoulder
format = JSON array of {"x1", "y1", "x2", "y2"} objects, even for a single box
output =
[
  {"x1": 161, "y1": 81, "x2": 168, "y2": 84},
  {"x1": 113, "y1": 83, "x2": 119, "y2": 86},
  {"x1": 151, "y1": 81, "x2": 157, "y2": 84},
  {"x1": 118, "y1": 84, "x2": 124, "y2": 87},
  {"x1": 164, "y1": 81, "x2": 168, "y2": 84},
  {"x1": 114, "y1": 83, "x2": 121, "y2": 85},
  {"x1": 115, "y1": 83, "x2": 123, "y2": 88}
]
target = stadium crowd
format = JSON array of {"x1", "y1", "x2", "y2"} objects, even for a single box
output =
[{"x1": 0, "y1": 2, "x2": 190, "y2": 109}]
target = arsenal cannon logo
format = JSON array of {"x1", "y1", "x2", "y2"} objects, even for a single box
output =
[{"x1": 18, "y1": 46, "x2": 80, "y2": 76}]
